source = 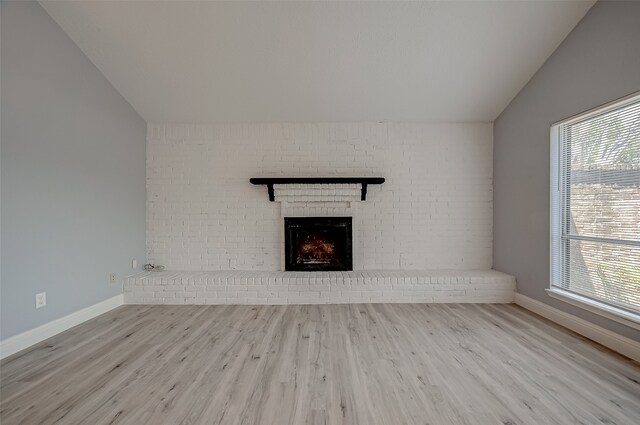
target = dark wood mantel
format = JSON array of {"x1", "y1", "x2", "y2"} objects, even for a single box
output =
[{"x1": 250, "y1": 177, "x2": 385, "y2": 201}]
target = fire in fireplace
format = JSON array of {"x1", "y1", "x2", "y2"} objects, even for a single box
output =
[{"x1": 284, "y1": 217, "x2": 352, "y2": 271}]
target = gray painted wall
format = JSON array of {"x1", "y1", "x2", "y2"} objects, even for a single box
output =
[
  {"x1": 1, "y1": 1, "x2": 146, "y2": 339},
  {"x1": 494, "y1": 0, "x2": 640, "y2": 341}
]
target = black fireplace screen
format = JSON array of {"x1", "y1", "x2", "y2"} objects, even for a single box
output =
[{"x1": 284, "y1": 217, "x2": 352, "y2": 271}]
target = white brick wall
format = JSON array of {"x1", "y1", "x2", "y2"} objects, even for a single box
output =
[
  {"x1": 147, "y1": 122, "x2": 493, "y2": 270},
  {"x1": 273, "y1": 183, "x2": 362, "y2": 202}
]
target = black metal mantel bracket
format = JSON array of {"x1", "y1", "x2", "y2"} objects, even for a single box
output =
[{"x1": 250, "y1": 177, "x2": 385, "y2": 202}]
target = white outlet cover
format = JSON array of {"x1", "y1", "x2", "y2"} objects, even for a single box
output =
[{"x1": 36, "y1": 292, "x2": 47, "y2": 309}]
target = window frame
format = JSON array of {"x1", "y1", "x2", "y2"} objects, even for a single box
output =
[{"x1": 549, "y1": 92, "x2": 640, "y2": 329}]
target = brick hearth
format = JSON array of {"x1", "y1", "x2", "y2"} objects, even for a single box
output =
[{"x1": 124, "y1": 270, "x2": 515, "y2": 305}]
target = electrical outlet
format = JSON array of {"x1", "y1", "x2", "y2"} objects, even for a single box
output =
[
  {"x1": 36, "y1": 292, "x2": 47, "y2": 309},
  {"x1": 132, "y1": 259, "x2": 137, "y2": 270},
  {"x1": 109, "y1": 272, "x2": 117, "y2": 283}
]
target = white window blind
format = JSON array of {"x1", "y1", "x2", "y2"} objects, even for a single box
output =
[{"x1": 551, "y1": 93, "x2": 640, "y2": 316}]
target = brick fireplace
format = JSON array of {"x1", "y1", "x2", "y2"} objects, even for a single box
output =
[{"x1": 126, "y1": 122, "x2": 517, "y2": 306}]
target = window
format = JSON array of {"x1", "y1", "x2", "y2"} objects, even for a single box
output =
[{"x1": 550, "y1": 93, "x2": 640, "y2": 321}]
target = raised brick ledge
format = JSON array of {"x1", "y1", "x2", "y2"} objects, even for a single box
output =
[{"x1": 124, "y1": 270, "x2": 515, "y2": 305}]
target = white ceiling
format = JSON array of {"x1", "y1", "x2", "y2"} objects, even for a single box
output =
[{"x1": 41, "y1": 1, "x2": 594, "y2": 123}]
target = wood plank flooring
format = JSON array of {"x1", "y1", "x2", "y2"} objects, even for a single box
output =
[{"x1": 1, "y1": 304, "x2": 638, "y2": 425}]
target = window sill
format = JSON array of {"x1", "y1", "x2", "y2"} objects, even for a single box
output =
[{"x1": 546, "y1": 288, "x2": 640, "y2": 331}]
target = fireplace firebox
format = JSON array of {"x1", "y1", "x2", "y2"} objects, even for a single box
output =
[{"x1": 284, "y1": 217, "x2": 352, "y2": 271}]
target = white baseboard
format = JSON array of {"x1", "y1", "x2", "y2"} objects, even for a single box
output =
[
  {"x1": 0, "y1": 294, "x2": 124, "y2": 360},
  {"x1": 514, "y1": 293, "x2": 640, "y2": 362}
]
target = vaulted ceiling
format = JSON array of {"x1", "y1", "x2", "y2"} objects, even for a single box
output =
[{"x1": 41, "y1": 1, "x2": 594, "y2": 123}]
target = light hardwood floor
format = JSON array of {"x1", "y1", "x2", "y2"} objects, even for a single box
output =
[{"x1": 1, "y1": 304, "x2": 638, "y2": 425}]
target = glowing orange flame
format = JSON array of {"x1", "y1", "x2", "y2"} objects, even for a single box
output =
[{"x1": 297, "y1": 237, "x2": 336, "y2": 263}]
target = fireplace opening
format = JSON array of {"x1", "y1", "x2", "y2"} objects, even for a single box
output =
[{"x1": 284, "y1": 217, "x2": 352, "y2": 271}]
